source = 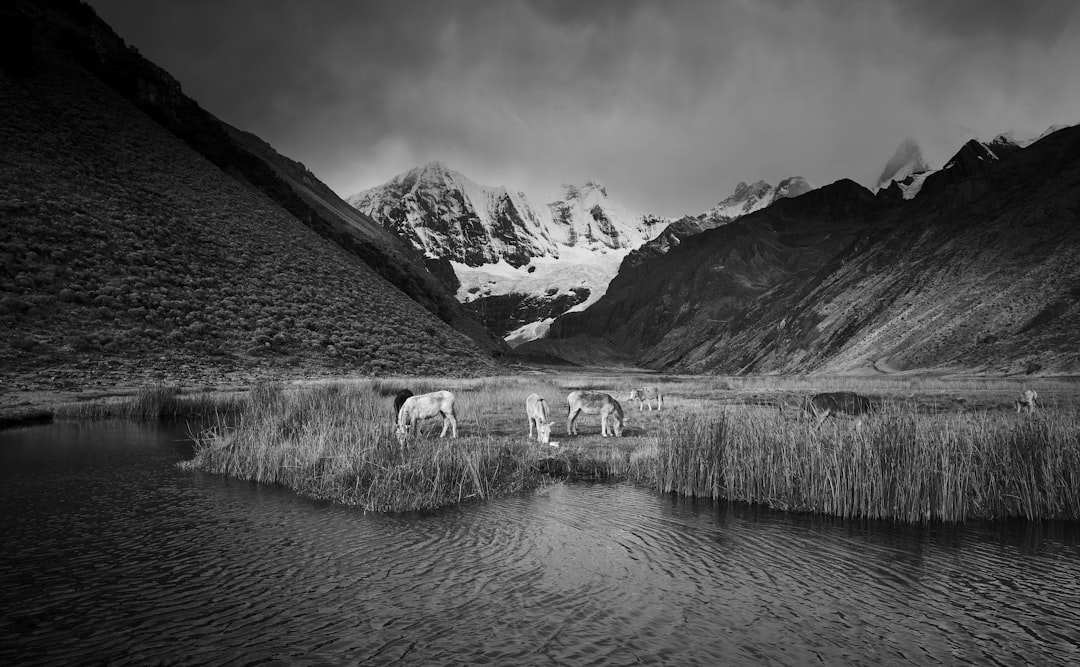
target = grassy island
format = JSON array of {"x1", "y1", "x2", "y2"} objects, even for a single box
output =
[{"x1": 173, "y1": 374, "x2": 1080, "y2": 522}]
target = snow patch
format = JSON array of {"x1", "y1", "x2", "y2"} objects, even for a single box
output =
[
  {"x1": 504, "y1": 318, "x2": 555, "y2": 348},
  {"x1": 453, "y1": 244, "x2": 629, "y2": 309},
  {"x1": 898, "y1": 171, "x2": 931, "y2": 200}
]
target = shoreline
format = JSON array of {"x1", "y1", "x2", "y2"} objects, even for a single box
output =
[{"x1": 5, "y1": 372, "x2": 1079, "y2": 522}]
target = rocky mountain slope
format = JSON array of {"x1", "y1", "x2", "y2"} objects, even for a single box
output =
[
  {"x1": 618, "y1": 177, "x2": 816, "y2": 276},
  {"x1": 542, "y1": 126, "x2": 1080, "y2": 375},
  {"x1": 542, "y1": 179, "x2": 888, "y2": 369},
  {"x1": 0, "y1": 0, "x2": 499, "y2": 389},
  {"x1": 349, "y1": 163, "x2": 666, "y2": 344}
]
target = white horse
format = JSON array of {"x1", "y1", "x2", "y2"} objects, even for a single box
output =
[
  {"x1": 397, "y1": 390, "x2": 457, "y2": 441},
  {"x1": 628, "y1": 386, "x2": 663, "y2": 411},
  {"x1": 525, "y1": 393, "x2": 552, "y2": 444},
  {"x1": 1016, "y1": 389, "x2": 1039, "y2": 414},
  {"x1": 566, "y1": 390, "x2": 624, "y2": 437},
  {"x1": 801, "y1": 392, "x2": 873, "y2": 428}
]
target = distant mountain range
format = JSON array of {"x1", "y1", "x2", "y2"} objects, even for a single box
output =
[
  {"x1": 351, "y1": 165, "x2": 813, "y2": 345},
  {"x1": 348, "y1": 163, "x2": 671, "y2": 344},
  {"x1": 874, "y1": 125, "x2": 1072, "y2": 201}
]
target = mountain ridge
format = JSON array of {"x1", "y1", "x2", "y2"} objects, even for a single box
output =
[{"x1": 537, "y1": 127, "x2": 1080, "y2": 374}]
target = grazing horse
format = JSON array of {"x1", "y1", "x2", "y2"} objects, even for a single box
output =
[
  {"x1": 525, "y1": 393, "x2": 552, "y2": 444},
  {"x1": 802, "y1": 392, "x2": 873, "y2": 428},
  {"x1": 566, "y1": 390, "x2": 624, "y2": 437},
  {"x1": 396, "y1": 390, "x2": 457, "y2": 441},
  {"x1": 628, "y1": 386, "x2": 663, "y2": 411},
  {"x1": 1015, "y1": 389, "x2": 1039, "y2": 414},
  {"x1": 393, "y1": 389, "x2": 414, "y2": 422}
]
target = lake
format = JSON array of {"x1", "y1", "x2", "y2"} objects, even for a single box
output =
[{"x1": 2, "y1": 420, "x2": 1079, "y2": 665}]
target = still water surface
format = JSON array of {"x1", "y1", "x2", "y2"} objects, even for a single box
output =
[{"x1": 2, "y1": 420, "x2": 1079, "y2": 665}]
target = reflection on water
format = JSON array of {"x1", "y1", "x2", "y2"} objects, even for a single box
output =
[{"x1": 2, "y1": 421, "x2": 1079, "y2": 665}]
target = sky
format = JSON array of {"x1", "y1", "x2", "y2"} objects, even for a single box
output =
[{"x1": 90, "y1": 0, "x2": 1080, "y2": 217}]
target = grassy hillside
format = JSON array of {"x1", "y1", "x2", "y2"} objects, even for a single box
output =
[
  {"x1": 2, "y1": 0, "x2": 503, "y2": 356},
  {"x1": 0, "y1": 1, "x2": 499, "y2": 392}
]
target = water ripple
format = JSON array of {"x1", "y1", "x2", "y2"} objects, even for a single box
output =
[{"x1": 2, "y1": 423, "x2": 1079, "y2": 665}]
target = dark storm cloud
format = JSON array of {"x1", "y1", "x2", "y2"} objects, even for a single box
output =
[
  {"x1": 901, "y1": 0, "x2": 1074, "y2": 43},
  {"x1": 90, "y1": 0, "x2": 1080, "y2": 216}
]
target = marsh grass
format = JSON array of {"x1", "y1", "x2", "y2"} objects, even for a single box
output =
[
  {"x1": 183, "y1": 381, "x2": 566, "y2": 512},
  {"x1": 178, "y1": 374, "x2": 1080, "y2": 521},
  {"x1": 653, "y1": 404, "x2": 1080, "y2": 522}
]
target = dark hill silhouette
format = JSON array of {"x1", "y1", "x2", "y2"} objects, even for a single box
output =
[{"x1": 0, "y1": 0, "x2": 499, "y2": 387}]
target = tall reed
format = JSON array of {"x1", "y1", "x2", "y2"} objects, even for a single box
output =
[{"x1": 652, "y1": 405, "x2": 1080, "y2": 522}]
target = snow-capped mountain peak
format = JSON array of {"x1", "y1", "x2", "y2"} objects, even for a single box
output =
[
  {"x1": 875, "y1": 137, "x2": 931, "y2": 193},
  {"x1": 347, "y1": 163, "x2": 670, "y2": 345},
  {"x1": 877, "y1": 124, "x2": 1075, "y2": 201},
  {"x1": 348, "y1": 164, "x2": 665, "y2": 269},
  {"x1": 992, "y1": 123, "x2": 1073, "y2": 149},
  {"x1": 773, "y1": 176, "x2": 814, "y2": 199},
  {"x1": 348, "y1": 163, "x2": 559, "y2": 267},
  {"x1": 702, "y1": 176, "x2": 813, "y2": 223}
]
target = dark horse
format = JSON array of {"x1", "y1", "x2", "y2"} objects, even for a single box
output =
[
  {"x1": 393, "y1": 389, "x2": 414, "y2": 422},
  {"x1": 803, "y1": 391, "x2": 874, "y2": 427}
]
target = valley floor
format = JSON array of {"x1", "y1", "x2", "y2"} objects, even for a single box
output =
[
  {"x1": 6, "y1": 368, "x2": 1079, "y2": 521},
  {"x1": 4, "y1": 363, "x2": 1077, "y2": 429}
]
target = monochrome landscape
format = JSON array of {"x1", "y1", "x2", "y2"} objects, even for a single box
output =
[{"x1": 3, "y1": 1, "x2": 1080, "y2": 665}]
